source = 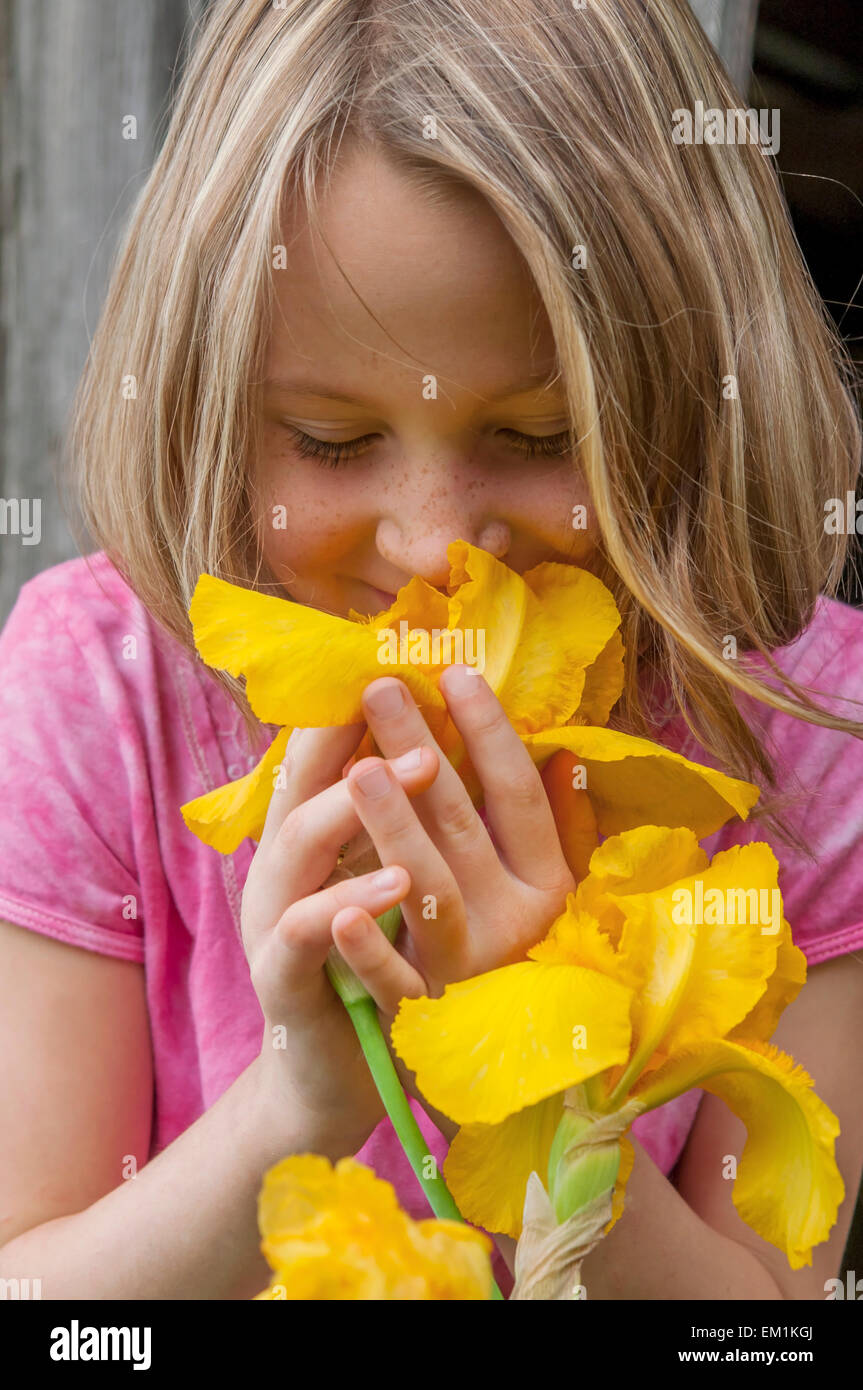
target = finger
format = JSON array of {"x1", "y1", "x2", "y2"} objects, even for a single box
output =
[
  {"x1": 259, "y1": 723, "x2": 367, "y2": 850},
  {"x1": 342, "y1": 726, "x2": 376, "y2": 779},
  {"x1": 261, "y1": 746, "x2": 439, "y2": 909},
  {"x1": 344, "y1": 756, "x2": 470, "y2": 977},
  {"x1": 268, "y1": 864, "x2": 412, "y2": 993},
  {"x1": 438, "y1": 664, "x2": 573, "y2": 892},
  {"x1": 540, "y1": 750, "x2": 599, "y2": 882},
  {"x1": 360, "y1": 677, "x2": 498, "y2": 884},
  {"x1": 332, "y1": 907, "x2": 427, "y2": 1015}
]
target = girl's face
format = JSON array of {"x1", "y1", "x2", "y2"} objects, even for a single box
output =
[{"x1": 255, "y1": 144, "x2": 594, "y2": 616}]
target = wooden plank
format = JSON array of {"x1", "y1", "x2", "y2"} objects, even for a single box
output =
[{"x1": 0, "y1": 0, "x2": 198, "y2": 621}]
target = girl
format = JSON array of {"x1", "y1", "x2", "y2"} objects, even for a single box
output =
[{"x1": 0, "y1": 0, "x2": 861, "y2": 1301}]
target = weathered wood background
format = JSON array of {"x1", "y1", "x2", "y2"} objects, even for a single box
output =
[
  {"x1": 0, "y1": 0, "x2": 211, "y2": 620},
  {"x1": 0, "y1": 0, "x2": 758, "y2": 621}
]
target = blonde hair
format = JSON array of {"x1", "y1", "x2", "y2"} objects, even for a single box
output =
[{"x1": 63, "y1": 0, "x2": 862, "y2": 834}]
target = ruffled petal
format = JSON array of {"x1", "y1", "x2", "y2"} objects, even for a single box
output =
[
  {"x1": 576, "y1": 628, "x2": 626, "y2": 726},
  {"x1": 521, "y1": 725, "x2": 760, "y2": 837},
  {"x1": 255, "y1": 1155, "x2": 494, "y2": 1299},
  {"x1": 614, "y1": 843, "x2": 785, "y2": 1071},
  {"x1": 446, "y1": 541, "x2": 621, "y2": 733},
  {"x1": 258, "y1": 1154, "x2": 399, "y2": 1243},
  {"x1": 350, "y1": 574, "x2": 452, "y2": 632},
  {"x1": 391, "y1": 961, "x2": 633, "y2": 1125},
  {"x1": 581, "y1": 825, "x2": 707, "y2": 899},
  {"x1": 528, "y1": 896, "x2": 623, "y2": 980},
  {"x1": 727, "y1": 914, "x2": 807, "y2": 1044},
  {"x1": 180, "y1": 725, "x2": 290, "y2": 852},
  {"x1": 443, "y1": 1096, "x2": 565, "y2": 1238},
  {"x1": 189, "y1": 574, "x2": 444, "y2": 726},
  {"x1": 634, "y1": 1039, "x2": 844, "y2": 1270},
  {"x1": 575, "y1": 825, "x2": 707, "y2": 946}
]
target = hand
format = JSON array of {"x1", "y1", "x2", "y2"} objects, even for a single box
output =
[
  {"x1": 242, "y1": 719, "x2": 440, "y2": 1158},
  {"x1": 331, "y1": 666, "x2": 577, "y2": 1021}
]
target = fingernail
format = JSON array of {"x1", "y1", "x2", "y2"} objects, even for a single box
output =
[
  {"x1": 443, "y1": 664, "x2": 484, "y2": 696},
  {"x1": 392, "y1": 747, "x2": 422, "y2": 773},
  {"x1": 372, "y1": 867, "x2": 402, "y2": 890},
  {"x1": 356, "y1": 764, "x2": 391, "y2": 798},
  {"x1": 365, "y1": 682, "x2": 405, "y2": 718}
]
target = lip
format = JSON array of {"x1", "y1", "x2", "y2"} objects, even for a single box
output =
[{"x1": 367, "y1": 585, "x2": 399, "y2": 611}]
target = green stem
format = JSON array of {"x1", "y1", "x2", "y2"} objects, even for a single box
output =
[
  {"x1": 345, "y1": 996, "x2": 504, "y2": 1301},
  {"x1": 345, "y1": 996, "x2": 460, "y2": 1221},
  {"x1": 326, "y1": 902, "x2": 505, "y2": 1300}
]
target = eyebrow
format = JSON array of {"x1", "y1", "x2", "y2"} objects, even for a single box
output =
[{"x1": 260, "y1": 373, "x2": 563, "y2": 405}]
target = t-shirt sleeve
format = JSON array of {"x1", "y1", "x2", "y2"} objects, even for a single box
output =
[
  {"x1": 0, "y1": 572, "x2": 144, "y2": 962},
  {"x1": 716, "y1": 600, "x2": 863, "y2": 968},
  {"x1": 771, "y1": 709, "x2": 863, "y2": 967}
]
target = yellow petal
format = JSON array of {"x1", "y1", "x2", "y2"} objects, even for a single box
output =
[
  {"x1": 604, "y1": 1134, "x2": 635, "y2": 1234},
  {"x1": 258, "y1": 1154, "x2": 399, "y2": 1242},
  {"x1": 446, "y1": 541, "x2": 622, "y2": 732},
  {"x1": 403, "y1": 1220, "x2": 497, "y2": 1301},
  {"x1": 255, "y1": 1155, "x2": 494, "y2": 1300},
  {"x1": 527, "y1": 896, "x2": 623, "y2": 980},
  {"x1": 727, "y1": 914, "x2": 807, "y2": 1044},
  {"x1": 180, "y1": 725, "x2": 290, "y2": 852},
  {"x1": 443, "y1": 1096, "x2": 565, "y2": 1238},
  {"x1": 576, "y1": 628, "x2": 626, "y2": 726},
  {"x1": 575, "y1": 825, "x2": 707, "y2": 946},
  {"x1": 350, "y1": 574, "x2": 452, "y2": 631},
  {"x1": 391, "y1": 961, "x2": 633, "y2": 1126},
  {"x1": 521, "y1": 724, "x2": 760, "y2": 837},
  {"x1": 255, "y1": 1255, "x2": 386, "y2": 1300},
  {"x1": 634, "y1": 1039, "x2": 843, "y2": 1270},
  {"x1": 189, "y1": 574, "x2": 444, "y2": 726},
  {"x1": 581, "y1": 824, "x2": 707, "y2": 899},
  {"x1": 614, "y1": 843, "x2": 785, "y2": 1070}
]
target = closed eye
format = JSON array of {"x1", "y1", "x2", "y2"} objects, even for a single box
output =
[{"x1": 282, "y1": 425, "x2": 573, "y2": 468}]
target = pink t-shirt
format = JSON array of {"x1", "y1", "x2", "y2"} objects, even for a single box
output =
[{"x1": 1, "y1": 551, "x2": 862, "y2": 1289}]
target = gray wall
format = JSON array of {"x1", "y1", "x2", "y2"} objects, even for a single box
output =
[
  {"x1": 0, "y1": 0, "x2": 211, "y2": 619},
  {"x1": 0, "y1": 0, "x2": 757, "y2": 621}
]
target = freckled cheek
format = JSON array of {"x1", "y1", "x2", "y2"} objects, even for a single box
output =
[
  {"x1": 257, "y1": 469, "x2": 370, "y2": 573},
  {"x1": 511, "y1": 472, "x2": 595, "y2": 551}
]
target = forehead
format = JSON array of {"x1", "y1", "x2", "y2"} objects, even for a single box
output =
[{"x1": 265, "y1": 144, "x2": 559, "y2": 397}]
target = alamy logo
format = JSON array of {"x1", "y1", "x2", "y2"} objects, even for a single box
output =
[
  {"x1": 49, "y1": 1321, "x2": 151, "y2": 1371},
  {"x1": 671, "y1": 101, "x2": 780, "y2": 156},
  {"x1": 825, "y1": 1271, "x2": 863, "y2": 1299},
  {"x1": 671, "y1": 881, "x2": 781, "y2": 935},
  {"x1": 0, "y1": 497, "x2": 41, "y2": 545},
  {"x1": 0, "y1": 1276, "x2": 41, "y2": 1298},
  {"x1": 377, "y1": 621, "x2": 486, "y2": 672}
]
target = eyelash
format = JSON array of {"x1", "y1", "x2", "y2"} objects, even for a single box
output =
[{"x1": 283, "y1": 426, "x2": 573, "y2": 468}]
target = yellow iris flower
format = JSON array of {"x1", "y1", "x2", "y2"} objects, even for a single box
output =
[
  {"x1": 254, "y1": 1154, "x2": 494, "y2": 1300},
  {"x1": 181, "y1": 541, "x2": 758, "y2": 860},
  {"x1": 390, "y1": 825, "x2": 843, "y2": 1272}
]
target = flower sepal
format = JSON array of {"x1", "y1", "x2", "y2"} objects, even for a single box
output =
[
  {"x1": 512, "y1": 1088, "x2": 642, "y2": 1300},
  {"x1": 512, "y1": 1175, "x2": 610, "y2": 1301},
  {"x1": 548, "y1": 1093, "x2": 634, "y2": 1224}
]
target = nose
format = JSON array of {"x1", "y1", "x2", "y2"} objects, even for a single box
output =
[{"x1": 375, "y1": 508, "x2": 510, "y2": 590}]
